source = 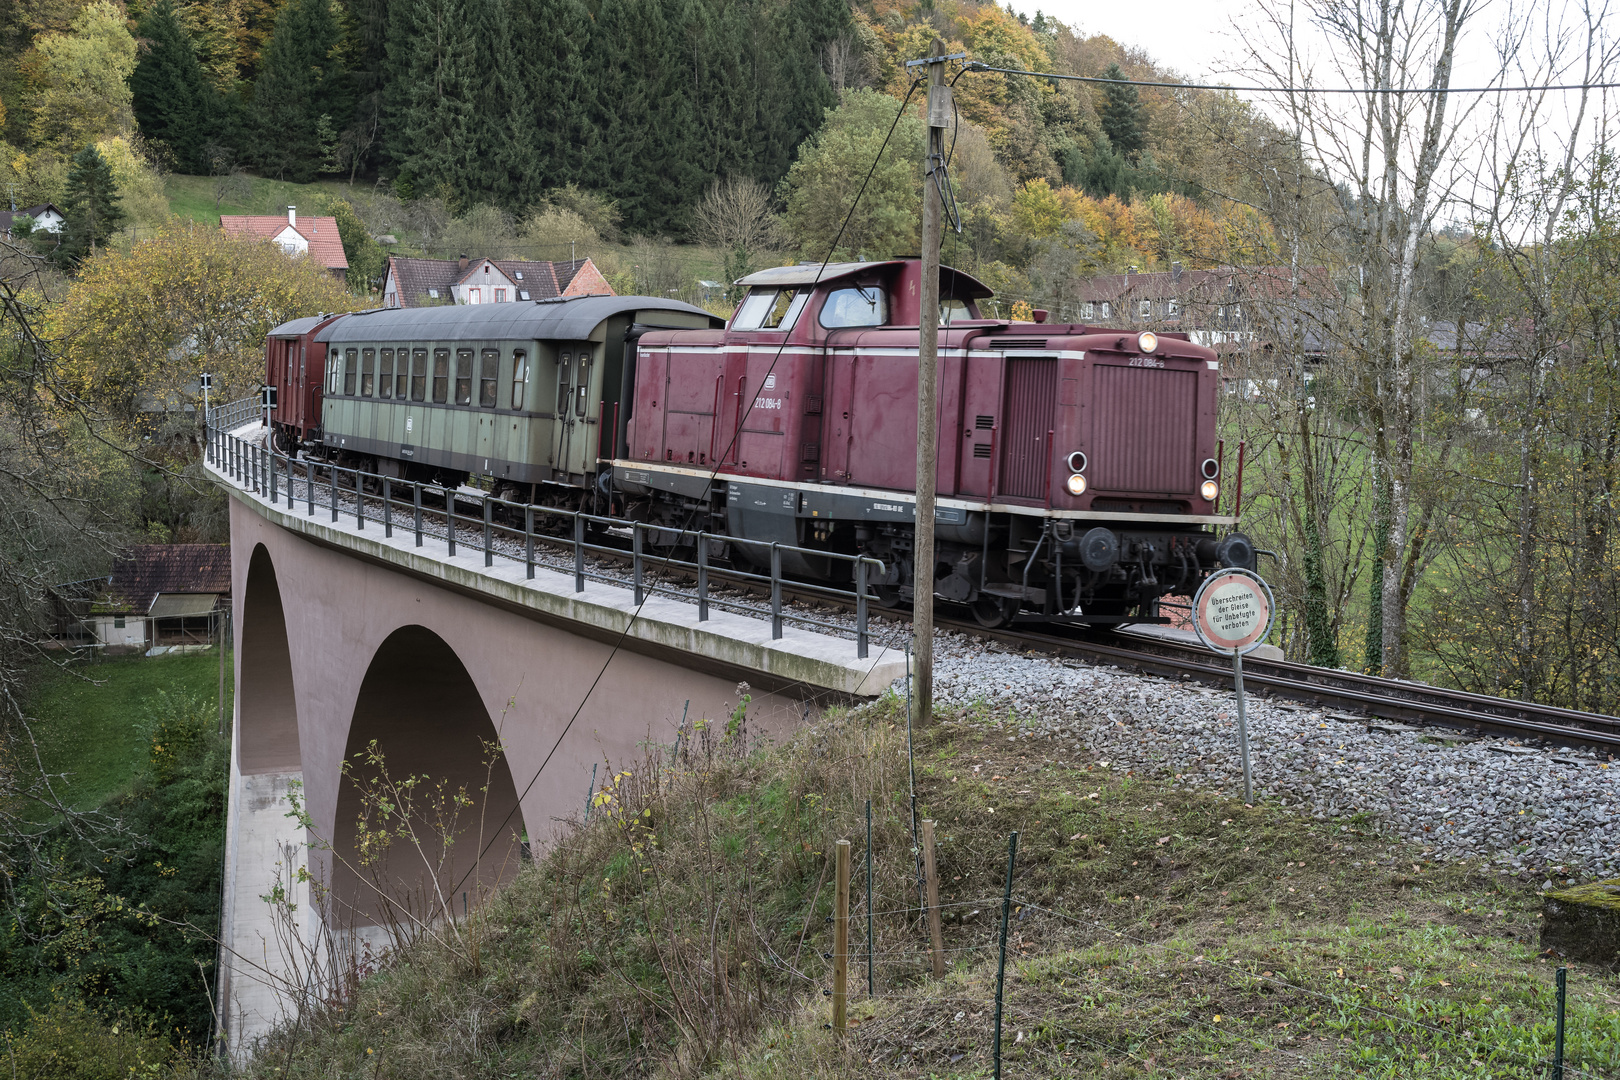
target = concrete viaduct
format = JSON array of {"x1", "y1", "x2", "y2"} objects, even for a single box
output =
[{"x1": 210, "y1": 439, "x2": 904, "y2": 1055}]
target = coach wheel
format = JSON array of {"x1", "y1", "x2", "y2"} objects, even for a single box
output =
[
  {"x1": 971, "y1": 595, "x2": 1019, "y2": 629},
  {"x1": 271, "y1": 427, "x2": 297, "y2": 456},
  {"x1": 872, "y1": 584, "x2": 904, "y2": 609}
]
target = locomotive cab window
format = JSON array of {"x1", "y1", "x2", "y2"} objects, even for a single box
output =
[
  {"x1": 432, "y1": 349, "x2": 449, "y2": 404},
  {"x1": 411, "y1": 348, "x2": 427, "y2": 401},
  {"x1": 819, "y1": 286, "x2": 886, "y2": 329},
  {"x1": 378, "y1": 348, "x2": 393, "y2": 398},
  {"x1": 941, "y1": 298, "x2": 972, "y2": 325},
  {"x1": 343, "y1": 349, "x2": 357, "y2": 395},
  {"x1": 480, "y1": 349, "x2": 499, "y2": 408},
  {"x1": 360, "y1": 348, "x2": 375, "y2": 396},
  {"x1": 511, "y1": 350, "x2": 527, "y2": 411},
  {"x1": 732, "y1": 287, "x2": 807, "y2": 331},
  {"x1": 455, "y1": 349, "x2": 473, "y2": 406}
]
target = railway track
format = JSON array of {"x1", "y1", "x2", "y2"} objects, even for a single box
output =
[
  {"x1": 264, "y1": 451, "x2": 1620, "y2": 753},
  {"x1": 942, "y1": 618, "x2": 1620, "y2": 754}
]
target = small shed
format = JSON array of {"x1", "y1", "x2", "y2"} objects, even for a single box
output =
[{"x1": 86, "y1": 545, "x2": 232, "y2": 654}]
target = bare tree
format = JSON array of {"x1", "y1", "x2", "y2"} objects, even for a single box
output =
[
  {"x1": 1243, "y1": 0, "x2": 1502, "y2": 676},
  {"x1": 690, "y1": 176, "x2": 782, "y2": 294}
]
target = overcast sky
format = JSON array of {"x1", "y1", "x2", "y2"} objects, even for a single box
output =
[{"x1": 1036, "y1": 0, "x2": 1249, "y2": 81}]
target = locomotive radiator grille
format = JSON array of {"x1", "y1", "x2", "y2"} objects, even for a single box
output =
[
  {"x1": 1090, "y1": 364, "x2": 1198, "y2": 494},
  {"x1": 999, "y1": 356, "x2": 1059, "y2": 499}
]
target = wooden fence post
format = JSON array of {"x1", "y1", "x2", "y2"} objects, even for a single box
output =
[
  {"x1": 833, "y1": 839, "x2": 850, "y2": 1033},
  {"x1": 922, "y1": 819, "x2": 945, "y2": 977}
]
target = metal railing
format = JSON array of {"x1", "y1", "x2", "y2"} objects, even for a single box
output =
[{"x1": 205, "y1": 417, "x2": 885, "y2": 657}]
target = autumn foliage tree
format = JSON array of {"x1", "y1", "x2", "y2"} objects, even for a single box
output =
[{"x1": 52, "y1": 221, "x2": 361, "y2": 425}]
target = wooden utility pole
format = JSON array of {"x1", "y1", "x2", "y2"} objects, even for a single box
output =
[
  {"x1": 833, "y1": 839, "x2": 851, "y2": 1033},
  {"x1": 914, "y1": 41, "x2": 949, "y2": 733},
  {"x1": 921, "y1": 818, "x2": 945, "y2": 977}
]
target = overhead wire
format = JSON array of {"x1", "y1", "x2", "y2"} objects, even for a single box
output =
[
  {"x1": 447, "y1": 79, "x2": 929, "y2": 902},
  {"x1": 963, "y1": 61, "x2": 1620, "y2": 95}
]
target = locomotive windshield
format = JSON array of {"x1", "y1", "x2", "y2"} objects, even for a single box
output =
[
  {"x1": 732, "y1": 287, "x2": 808, "y2": 331},
  {"x1": 820, "y1": 286, "x2": 886, "y2": 328}
]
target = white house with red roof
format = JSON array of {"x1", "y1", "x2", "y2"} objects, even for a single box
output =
[
  {"x1": 220, "y1": 206, "x2": 348, "y2": 278},
  {"x1": 380, "y1": 255, "x2": 612, "y2": 308}
]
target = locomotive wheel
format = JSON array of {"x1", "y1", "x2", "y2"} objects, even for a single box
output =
[{"x1": 970, "y1": 596, "x2": 1019, "y2": 628}]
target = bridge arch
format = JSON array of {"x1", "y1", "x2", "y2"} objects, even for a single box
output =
[
  {"x1": 239, "y1": 544, "x2": 301, "y2": 774},
  {"x1": 330, "y1": 625, "x2": 525, "y2": 931}
]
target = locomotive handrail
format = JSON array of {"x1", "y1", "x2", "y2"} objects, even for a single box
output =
[{"x1": 205, "y1": 419, "x2": 886, "y2": 658}]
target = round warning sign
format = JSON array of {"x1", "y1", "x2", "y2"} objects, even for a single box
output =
[{"x1": 1192, "y1": 567, "x2": 1275, "y2": 656}]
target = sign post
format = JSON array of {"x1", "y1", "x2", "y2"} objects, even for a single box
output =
[
  {"x1": 1191, "y1": 567, "x2": 1275, "y2": 806},
  {"x1": 200, "y1": 372, "x2": 212, "y2": 463}
]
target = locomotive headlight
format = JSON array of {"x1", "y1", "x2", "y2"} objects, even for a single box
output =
[
  {"x1": 1137, "y1": 331, "x2": 1158, "y2": 354},
  {"x1": 1066, "y1": 473, "x2": 1088, "y2": 496},
  {"x1": 1200, "y1": 479, "x2": 1220, "y2": 502}
]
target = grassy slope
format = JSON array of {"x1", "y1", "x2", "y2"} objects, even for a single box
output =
[
  {"x1": 24, "y1": 650, "x2": 232, "y2": 811},
  {"x1": 163, "y1": 174, "x2": 355, "y2": 227},
  {"x1": 221, "y1": 694, "x2": 1620, "y2": 1080}
]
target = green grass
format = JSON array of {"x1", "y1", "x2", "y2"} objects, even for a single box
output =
[
  {"x1": 163, "y1": 173, "x2": 355, "y2": 227},
  {"x1": 22, "y1": 650, "x2": 232, "y2": 811}
]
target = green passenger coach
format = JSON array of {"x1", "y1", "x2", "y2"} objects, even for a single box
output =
[{"x1": 309, "y1": 296, "x2": 719, "y2": 499}]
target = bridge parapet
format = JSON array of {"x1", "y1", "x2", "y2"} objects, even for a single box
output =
[{"x1": 206, "y1": 411, "x2": 905, "y2": 696}]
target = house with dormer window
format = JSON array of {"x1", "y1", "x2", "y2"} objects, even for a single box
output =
[
  {"x1": 380, "y1": 255, "x2": 612, "y2": 308},
  {"x1": 220, "y1": 206, "x2": 349, "y2": 278}
]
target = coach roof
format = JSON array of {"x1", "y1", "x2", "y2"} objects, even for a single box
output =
[{"x1": 305, "y1": 295, "x2": 719, "y2": 344}]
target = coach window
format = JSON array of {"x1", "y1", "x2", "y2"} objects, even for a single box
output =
[
  {"x1": 479, "y1": 350, "x2": 499, "y2": 408},
  {"x1": 378, "y1": 349, "x2": 393, "y2": 399},
  {"x1": 556, "y1": 352, "x2": 571, "y2": 415},
  {"x1": 326, "y1": 351, "x2": 340, "y2": 394},
  {"x1": 360, "y1": 348, "x2": 375, "y2": 396},
  {"x1": 343, "y1": 349, "x2": 358, "y2": 395},
  {"x1": 432, "y1": 348, "x2": 449, "y2": 404},
  {"x1": 510, "y1": 350, "x2": 527, "y2": 411},
  {"x1": 575, "y1": 354, "x2": 592, "y2": 417},
  {"x1": 397, "y1": 346, "x2": 411, "y2": 399},
  {"x1": 410, "y1": 349, "x2": 426, "y2": 401},
  {"x1": 455, "y1": 349, "x2": 474, "y2": 406},
  {"x1": 819, "y1": 286, "x2": 886, "y2": 329}
]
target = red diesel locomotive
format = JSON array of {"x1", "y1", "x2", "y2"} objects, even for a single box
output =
[
  {"x1": 616, "y1": 259, "x2": 1251, "y2": 626},
  {"x1": 263, "y1": 257, "x2": 1251, "y2": 626}
]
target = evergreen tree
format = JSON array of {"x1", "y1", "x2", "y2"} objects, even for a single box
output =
[
  {"x1": 55, "y1": 144, "x2": 125, "y2": 268},
  {"x1": 582, "y1": 0, "x2": 657, "y2": 225},
  {"x1": 510, "y1": 0, "x2": 595, "y2": 192},
  {"x1": 465, "y1": 0, "x2": 539, "y2": 208},
  {"x1": 754, "y1": 0, "x2": 844, "y2": 184},
  {"x1": 130, "y1": 0, "x2": 216, "y2": 172},
  {"x1": 252, "y1": 0, "x2": 354, "y2": 182},
  {"x1": 382, "y1": 0, "x2": 476, "y2": 200},
  {"x1": 1098, "y1": 62, "x2": 1145, "y2": 160}
]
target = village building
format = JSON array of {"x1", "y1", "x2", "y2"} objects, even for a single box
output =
[
  {"x1": 220, "y1": 206, "x2": 349, "y2": 278},
  {"x1": 380, "y1": 255, "x2": 612, "y2": 308},
  {"x1": 53, "y1": 545, "x2": 231, "y2": 655},
  {"x1": 0, "y1": 202, "x2": 66, "y2": 239}
]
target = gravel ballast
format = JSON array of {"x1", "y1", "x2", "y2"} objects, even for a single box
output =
[{"x1": 921, "y1": 631, "x2": 1620, "y2": 884}]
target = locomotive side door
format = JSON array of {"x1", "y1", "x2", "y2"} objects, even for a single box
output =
[{"x1": 954, "y1": 348, "x2": 1004, "y2": 499}]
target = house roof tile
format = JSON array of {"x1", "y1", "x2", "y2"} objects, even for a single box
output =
[
  {"x1": 106, "y1": 545, "x2": 231, "y2": 614},
  {"x1": 220, "y1": 214, "x2": 349, "y2": 270}
]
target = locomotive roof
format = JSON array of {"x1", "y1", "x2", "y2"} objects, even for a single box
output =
[
  {"x1": 737, "y1": 260, "x2": 993, "y2": 298},
  {"x1": 306, "y1": 295, "x2": 719, "y2": 344}
]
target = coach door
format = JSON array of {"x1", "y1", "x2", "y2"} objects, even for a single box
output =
[
  {"x1": 998, "y1": 355, "x2": 1058, "y2": 502},
  {"x1": 553, "y1": 343, "x2": 595, "y2": 480}
]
